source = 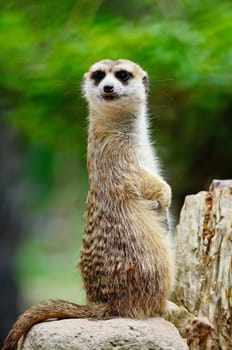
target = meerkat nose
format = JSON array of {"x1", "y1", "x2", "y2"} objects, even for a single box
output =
[{"x1": 103, "y1": 85, "x2": 114, "y2": 93}]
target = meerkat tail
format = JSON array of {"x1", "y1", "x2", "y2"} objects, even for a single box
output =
[{"x1": 2, "y1": 300, "x2": 112, "y2": 350}]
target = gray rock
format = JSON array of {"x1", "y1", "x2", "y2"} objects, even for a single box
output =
[{"x1": 20, "y1": 317, "x2": 188, "y2": 350}]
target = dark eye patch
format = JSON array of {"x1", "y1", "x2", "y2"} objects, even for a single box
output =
[
  {"x1": 115, "y1": 70, "x2": 133, "y2": 82},
  {"x1": 91, "y1": 70, "x2": 105, "y2": 84}
]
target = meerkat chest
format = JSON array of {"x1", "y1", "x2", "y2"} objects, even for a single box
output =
[{"x1": 132, "y1": 113, "x2": 160, "y2": 177}]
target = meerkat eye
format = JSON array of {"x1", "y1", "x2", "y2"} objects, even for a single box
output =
[
  {"x1": 91, "y1": 70, "x2": 105, "y2": 84},
  {"x1": 115, "y1": 70, "x2": 133, "y2": 82}
]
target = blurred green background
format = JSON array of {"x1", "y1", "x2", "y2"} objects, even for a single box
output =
[{"x1": 1, "y1": 0, "x2": 232, "y2": 342}]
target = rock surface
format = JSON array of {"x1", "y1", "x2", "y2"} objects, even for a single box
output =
[{"x1": 20, "y1": 317, "x2": 188, "y2": 350}]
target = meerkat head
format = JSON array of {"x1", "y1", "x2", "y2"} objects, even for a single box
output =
[{"x1": 82, "y1": 59, "x2": 149, "y2": 116}]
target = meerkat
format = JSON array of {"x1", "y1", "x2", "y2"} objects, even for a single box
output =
[{"x1": 2, "y1": 59, "x2": 174, "y2": 350}]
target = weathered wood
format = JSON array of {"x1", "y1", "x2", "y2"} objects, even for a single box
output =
[
  {"x1": 209, "y1": 179, "x2": 232, "y2": 191},
  {"x1": 173, "y1": 181, "x2": 232, "y2": 350}
]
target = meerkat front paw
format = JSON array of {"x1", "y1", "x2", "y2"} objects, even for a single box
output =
[
  {"x1": 139, "y1": 169, "x2": 172, "y2": 210},
  {"x1": 155, "y1": 180, "x2": 172, "y2": 210}
]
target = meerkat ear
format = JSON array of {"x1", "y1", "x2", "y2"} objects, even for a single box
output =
[{"x1": 142, "y1": 73, "x2": 149, "y2": 94}]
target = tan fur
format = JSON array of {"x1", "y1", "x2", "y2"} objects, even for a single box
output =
[{"x1": 2, "y1": 59, "x2": 174, "y2": 350}]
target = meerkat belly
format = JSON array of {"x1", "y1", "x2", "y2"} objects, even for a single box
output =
[{"x1": 79, "y1": 194, "x2": 171, "y2": 317}]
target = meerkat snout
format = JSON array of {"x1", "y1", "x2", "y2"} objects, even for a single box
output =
[
  {"x1": 102, "y1": 83, "x2": 117, "y2": 100},
  {"x1": 103, "y1": 85, "x2": 114, "y2": 94}
]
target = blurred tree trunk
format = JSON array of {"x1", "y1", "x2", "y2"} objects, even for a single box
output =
[
  {"x1": 173, "y1": 180, "x2": 232, "y2": 350},
  {"x1": 0, "y1": 121, "x2": 22, "y2": 344}
]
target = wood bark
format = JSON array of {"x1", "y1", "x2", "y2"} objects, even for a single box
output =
[{"x1": 173, "y1": 181, "x2": 232, "y2": 349}]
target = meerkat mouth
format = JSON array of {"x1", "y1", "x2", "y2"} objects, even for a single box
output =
[
  {"x1": 101, "y1": 93, "x2": 128, "y2": 101},
  {"x1": 102, "y1": 94, "x2": 120, "y2": 101}
]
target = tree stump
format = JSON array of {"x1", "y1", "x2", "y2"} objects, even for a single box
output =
[{"x1": 173, "y1": 180, "x2": 232, "y2": 350}]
